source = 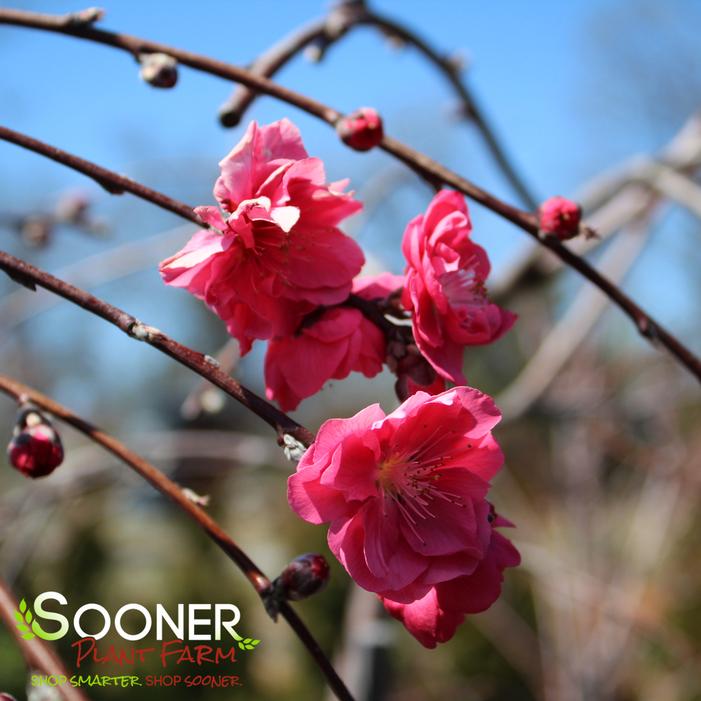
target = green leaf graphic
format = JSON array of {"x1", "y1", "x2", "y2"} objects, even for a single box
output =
[{"x1": 15, "y1": 601, "x2": 36, "y2": 640}]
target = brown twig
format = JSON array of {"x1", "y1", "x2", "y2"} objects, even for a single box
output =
[
  {"x1": 0, "y1": 251, "x2": 314, "y2": 447},
  {"x1": 217, "y1": 2, "x2": 538, "y2": 208},
  {"x1": 0, "y1": 374, "x2": 355, "y2": 701},
  {"x1": 0, "y1": 577, "x2": 90, "y2": 701},
  {"x1": 0, "y1": 126, "x2": 205, "y2": 228},
  {"x1": 0, "y1": 11, "x2": 699, "y2": 382}
]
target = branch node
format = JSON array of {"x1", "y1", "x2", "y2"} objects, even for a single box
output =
[
  {"x1": 282, "y1": 433, "x2": 307, "y2": 462},
  {"x1": 204, "y1": 354, "x2": 220, "y2": 368},
  {"x1": 2, "y1": 267, "x2": 37, "y2": 292},
  {"x1": 63, "y1": 7, "x2": 105, "y2": 27},
  {"x1": 637, "y1": 317, "x2": 660, "y2": 344},
  {"x1": 127, "y1": 320, "x2": 160, "y2": 342},
  {"x1": 182, "y1": 487, "x2": 210, "y2": 507}
]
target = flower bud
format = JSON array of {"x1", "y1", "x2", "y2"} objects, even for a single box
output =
[
  {"x1": 0, "y1": 693, "x2": 18, "y2": 701},
  {"x1": 7, "y1": 406, "x2": 64, "y2": 478},
  {"x1": 276, "y1": 553, "x2": 330, "y2": 601},
  {"x1": 139, "y1": 53, "x2": 178, "y2": 89},
  {"x1": 20, "y1": 215, "x2": 52, "y2": 248},
  {"x1": 336, "y1": 108, "x2": 384, "y2": 151},
  {"x1": 55, "y1": 192, "x2": 90, "y2": 225},
  {"x1": 538, "y1": 196, "x2": 582, "y2": 240}
]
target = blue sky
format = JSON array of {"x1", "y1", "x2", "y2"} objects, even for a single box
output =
[{"x1": 1, "y1": 0, "x2": 699, "y2": 417}]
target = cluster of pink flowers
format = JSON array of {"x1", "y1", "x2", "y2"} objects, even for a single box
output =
[
  {"x1": 160, "y1": 120, "x2": 515, "y2": 409},
  {"x1": 160, "y1": 119, "x2": 520, "y2": 646}
]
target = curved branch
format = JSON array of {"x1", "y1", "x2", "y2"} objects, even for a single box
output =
[
  {"x1": 218, "y1": 18, "x2": 332, "y2": 127},
  {"x1": 0, "y1": 127, "x2": 204, "y2": 228},
  {"x1": 217, "y1": 3, "x2": 538, "y2": 208},
  {"x1": 0, "y1": 13, "x2": 698, "y2": 381},
  {"x1": 0, "y1": 375, "x2": 354, "y2": 701},
  {"x1": 0, "y1": 250, "x2": 314, "y2": 447}
]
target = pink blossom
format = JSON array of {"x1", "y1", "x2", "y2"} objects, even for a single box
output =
[
  {"x1": 288, "y1": 386, "x2": 519, "y2": 646},
  {"x1": 160, "y1": 119, "x2": 364, "y2": 354},
  {"x1": 264, "y1": 273, "x2": 403, "y2": 411},
  {"x1": 401, "y1": 190, "x2": 516, "y2": 384},
  {"x1": 538, "y1": 195, "x2": 582, "y2": 240}
]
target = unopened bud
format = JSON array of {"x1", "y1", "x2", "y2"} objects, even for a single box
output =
[
  {"x1": 7, "y1": 405, "x2": 64, "y2": 479},
  {"x1": 139, "y1": 53, "x2": 178, "y2": 89},
  {"x1": 336, "y1": 107, "x2": 384, "y2": 151},
  {"x1": 264, "y1": 553, "x2": 330, "y2": 620},
  {"x1": 20, "y1": 215, "x2": 52, "y2": 248},
  {"x1": 538, "y1": 196, "x2": 582, "y2": 240},
  {"x1": 0, "y1": 693, "x2": 18, "y2": 701},
  {"x1": 277, "y1": 553, "x2": 330, "y2": 601}
]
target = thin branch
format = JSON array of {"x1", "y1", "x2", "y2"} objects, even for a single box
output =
[
  {"x1": 0, "y1": 251, "x2": 314, "y2": 447},
  {"x1": 0, "y1": 374, "x2": 355, "y2": 701},
  {"x1": 0, "y1": 13, "x2": 699, "y2": 381},
  {"x1": 358, "y1": 5, "x2": 538, "y2": 209},
  {"x1": 0, "y1": 577, "x2": 90, "y2": 701},
  {"x1": 0, "y1": 127, "x2": 204, "y2": 228},
  {"x1": 218, "y1": 17, "x2": 335, "y2": 127},
  {"x1": 217, "y1": 3, "x2": 538, "y2": 208},
  {"x1": 498, "y1": 216, "x2": 653, "y2": 420}
]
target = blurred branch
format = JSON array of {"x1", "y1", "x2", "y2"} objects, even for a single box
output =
[
  {"x1": 180, "y1": 339, "x2": 240, "y2": 420},
  {"x1": 0, "y1": 374, "x2": 355, "y2": 701},
  {"x1": 0, "y1": 251, "x2": 314, "y2": 447},
  {"x1": 0, "y1": 577, "x2": 90, "y2": 701},
  {"x1": 0, "y1": 223, "x2": 193, "y2": 337},
  {"x1": 499, "y1": 214, "x2": 654, "y2": 420},
  {"x1": 0, "y1": 126, "x2": 205, "y2": 228},
  {"x1": 218, "y1": 0, "x2": 538, "y2": 208},
  {"x1": 2, "y1": 13, "x2": 698, "y2": 383},
  {"x1": 495, "y1": 111, "x2": 701, "y2": 293}
]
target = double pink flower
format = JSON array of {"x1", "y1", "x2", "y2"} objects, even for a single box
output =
[
  {"x1": 288, "y1": 386, "x2": 519, "y2": 647},
  {"x1": 160, "y1": 119, "x2": 364, "y2": 354}
]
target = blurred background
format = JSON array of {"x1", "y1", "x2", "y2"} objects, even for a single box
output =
[{"x1": 1, "y1": 0, "x2": 700, "y2": 699}]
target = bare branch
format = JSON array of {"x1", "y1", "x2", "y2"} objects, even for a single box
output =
[
  {"x1": 0, "y1": 251, "x2": 314, "y2": 447},
  {"x1": 0, "y1": 374, "x2": 355, "y2": 701},
  {"x1": 0, "y1": 14, "x2": 698, "y2": 380}
]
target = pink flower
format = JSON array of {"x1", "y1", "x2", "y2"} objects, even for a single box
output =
[
  {"x1": 538, "y1": 195, "x2": 582, "y2": 240},
  {"x1": 288, "y1": 386, "x2": 519, "y2": 646},
  {"x1": 264, "y1": 273, "x2": 403, "y2": 411},
  {"x1": 336, "y1": 107, "x2": 384, "y2": 151},
  {"x1": 402, "y1": 190, "x2": 516, "y2": 384},
  {"x1": 160, "y1": 119, "x2": 364, "y2": 354}
]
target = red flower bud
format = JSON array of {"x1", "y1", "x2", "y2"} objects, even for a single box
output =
[
  {"x1": 336, "y1": 107, "x2": 384, "y2": 151},
  {"x1": 7, "y1": 406, "x2": 64, "y2": 478},
  {"x1": 538, "y1": 196, "x2": 582, "y2": 240},
  {"x1": 0, "y1": 693, "x2": 18, "y2": 701},
  {"x1": 277, "y1": 553, "x2": 330, "y2": 601}
]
